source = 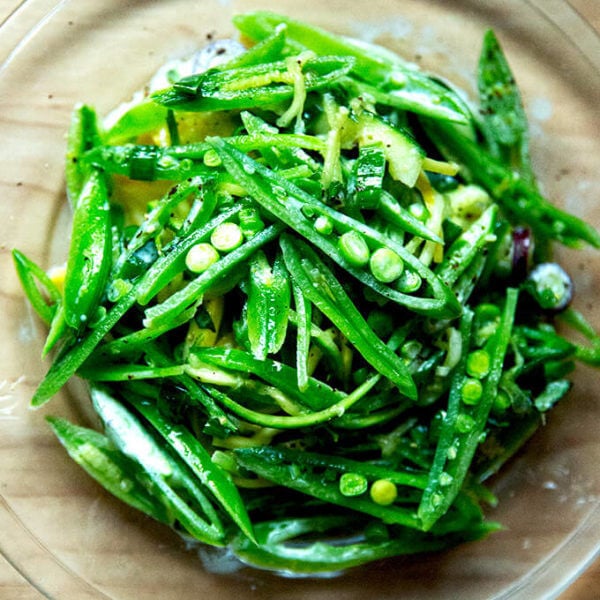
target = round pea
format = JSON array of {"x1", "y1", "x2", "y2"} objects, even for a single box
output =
[
  {"x1": 185, "y1": 243, "x2": 219, "y2": 273},
  {"x1": 370, "y1": 479, "x2": 398, "y2": 506},
  {"x1": 461, "y1": 378, "x2": 483, "y2": 405},
  {"x1": 369, "y1": 247, "x2": 404, "y2": 283},
  {"x1": 339, "y1": 472, "x2": 368, "y2": 497},
  {"x1": 456, "y1": 413, "x2": 475, "y2": 433},
  {"x1": 339, "y1": 231, "x2": 370, "y2": 267},
  {"x1": 466, "y1": 349, "x2": 490, "y2": 379},
  {"x1": 314, "y1": 215, "x2": 334, "y2": 236},
  {"x1": 210, "y1": 222, "x2": 244, "y2": 252},
  {"x1": 396, "y1": 269, "x2": 422, "y2": 293}
]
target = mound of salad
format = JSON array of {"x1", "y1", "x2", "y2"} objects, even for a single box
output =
[{"x1": 13, "y1": 11, "x2": 600, "y2": 574}]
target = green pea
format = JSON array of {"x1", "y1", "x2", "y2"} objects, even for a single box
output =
[
  {"x1": 210, "y1": 222, "x2": 244, "y2": 252},
  {"x1": 339, "y1": 472, "x2": 368, "y2": 496},
  {"x1": 370, "y1": 479, "x2": 397, "y2": 506},
  {"x1": 185, "y1": 243, "x2": 220, "y2": 273},
  {"x1": 466, "y1": 349, "x2": 491, "y2": 379},
  {"x1": 396, "y1": 269, "x2": 422, "y2": 293},
  {"x1": 493, "y1": 390, "x2": 511, "y2": 413},
  {"x1": 339, "y1": 231, "x2": 370, "y2": 267},
  {"x1": 455, "y1": 413, "x2": 475, "y2": 433},
  {"x1": 461, "y1": 378, "x2": 483, "y2": 405},
  {"x1": 369, "y1": 247, "x2": 404, "y2": 283},
  {"x1": 314, "y1": 215, "x2": 334, "y2": 236}
]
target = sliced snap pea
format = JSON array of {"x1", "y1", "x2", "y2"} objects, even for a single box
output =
[
  {"x1": 246, "y1": 250, "x2": 291, "y2": 360},
  {"x1": 47, "y1": 416, "x2": 172, "y2": 524},
  {"x1": 419, "y1": 289, "x2": 518, "y2": 531},
  {"x1": 230, "y1": 515, "x2": 489, "y2": 574},
  {"x1": 152, "y1": 55, "x2": 354, "y2": 112},
  {"x1": 280, "y1": 233, "x2": 417, "y2": 398},
  {"x1": 91, "y1": 387, "x2": 225, "y2": 545},
  {"x1": 63, "y1": 169, "x2": 112, "y2": 329},
  {"x1": 125, "y1": 394, "x2": 255, "y2": 542},
  {"x1": 142, "y1": 223, "x2": 284, "y2": 329},
  {"x1": 233, "y1": 11, "x2": 469, "y2": 123},
  {"x1": 65, "y1": 103, "x2": 102, "y2": 206},
  {"x1": 12, "y1": 250, "x2": 61, "y2": 326},
  {"x1": 190, "y1": 346, "x2": 343, "y2": 411},
  {"x1": 208, "y1": 137, "x2": 460, "y2": 318}
]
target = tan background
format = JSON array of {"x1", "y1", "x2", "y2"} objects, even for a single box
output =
[{"x1": 0, "y1": 0, "x2": 597, "y2": 598}]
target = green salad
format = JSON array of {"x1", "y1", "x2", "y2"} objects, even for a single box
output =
[{"x1": 13, "y1": 11, "x2": 600, "y2": 574}]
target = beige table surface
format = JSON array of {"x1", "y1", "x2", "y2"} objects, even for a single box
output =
[{"x1": 0, "y1": 1, "x2": 598, "y2": 598}]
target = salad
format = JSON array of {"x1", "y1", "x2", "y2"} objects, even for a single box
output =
[{"x1": 13, "y1": 11, "x2": 600, "y2": 574}]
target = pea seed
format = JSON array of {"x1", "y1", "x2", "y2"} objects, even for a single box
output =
[
  {"x1": 210, "y1": 222, "x2": 244, "y2": 252},
  {"x1": 466, "y1": 349, "x2": 490, "y2": 379},
  {"x1": 461, "y1": 378, "x2": 483, "y2": 405},
  {"x1": 314, "y1": 215, "x2": 334, "y2": 236},
  {"x1": 185, "y1": 243, "x2": 219, "y2": 273},
  {"x1": 370, "y1": 479, "x2": 398, "y2": 506},
  {"x1": 396, "y1": 269, "x2": 422, "y2": 293},
  {"x1": 369, "y1": 247, "x2": 404, "y2": 283},
  {"x1": 339, "y1": 231, "x2": 370, "y2": 267},
  {"x1": 339, "y1": 472, "x2": 368, "y2": 496}
]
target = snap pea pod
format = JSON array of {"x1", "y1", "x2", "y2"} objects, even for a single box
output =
[
  {"x1": 31, "y1": 289, "x2": 137, "y2": 407},
  {"x1": 233, "y1": 11, "x2": 469, "y2": 124},
  {"x1": 83, "y1": 132, "x2": 326, "y2": 181},
  {"x1": 434, "y1": 206, "x2": 497, "y2": 286},
  {"x1": 47, "y1": 416, "x2": 172, "y2": 524},
  {"x1": 112, "y1": 176, "x2": 210, "y2": 279},
  {"x1": 287, "y1": 309, "x2": 345, "y2": 379},
  {"x1": 230, "y1": 516, "x2": 491, "y2": 574},
  {"x1": 236, "y1": 446, "x2": 429, "y2": 489},
  {"x1": 94, "y1": 308, "x2": 196, "y2": 358},
  {"x1": 221, "y1": 25, "x2": 288, "y2": 70},
  {"x1": 418, "y1": 289, "x2": 518, "y2": 531},
  {"x1": 12, "y1": 249, "x2": 61, "y2": 326},
  {"x1": 63, "y1": 168, "x2": 112, "y2": 329},
  {"x1": 234, "y1": 449, "x2": 422, "y2": 528},
  {"x1": 152, "y1": 55, "x2": 354, "y2": 112},
  {"x1": 124, "y1": 393, "x2": 255, "y2": 542},
  {"x1": 208, "y1": 137, "x2": 461, "y2": 318},
  {"x1": 104, "y1": 98, "x2": 169, "y2": 145},
  {"x1": 134, "y1": 202, "x2": 248, "y2": 305},
  {"x1": 78, "y1": 363, "x2": 186, "y2": 382},
  {"x1": 477, "y1": 30, "x2": 534, "y2": 184},
  {"x1": 91, "y1": 387, "x2": 225, "y2": 545},
  {"x1": 291, "y1": 281, "x2": 312, "y2": 391},
  {"x1": 65, "y1": 103, "x2": 102, "y2": 206},
  {"x1": 246, "y1": 251, "x2": 291, "y2": 360},
  {"x1": 142, "y1": 223, "x2": 284, "y2": 328},
  {"x1": 190, "y1": 346, "x2": 343, "y2": 411},
  {"x1": 92, "y1": 388, "x2": 224, "y2": 545},
  {"x1": 280, "y1": 233, "x2": 417, "y2": 398}
]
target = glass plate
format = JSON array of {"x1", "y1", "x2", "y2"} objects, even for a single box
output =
[{"x1": 0, "y1": 1, "x2": 598, "y2": 598}]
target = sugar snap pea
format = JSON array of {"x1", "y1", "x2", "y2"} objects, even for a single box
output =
[{"x1": 63, "y1": 168, "x2": 112, "y2": 329}]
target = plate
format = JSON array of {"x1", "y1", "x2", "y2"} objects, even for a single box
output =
[{"x1": 1, "y1": 1, "x2": 599, "y2": 598}]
